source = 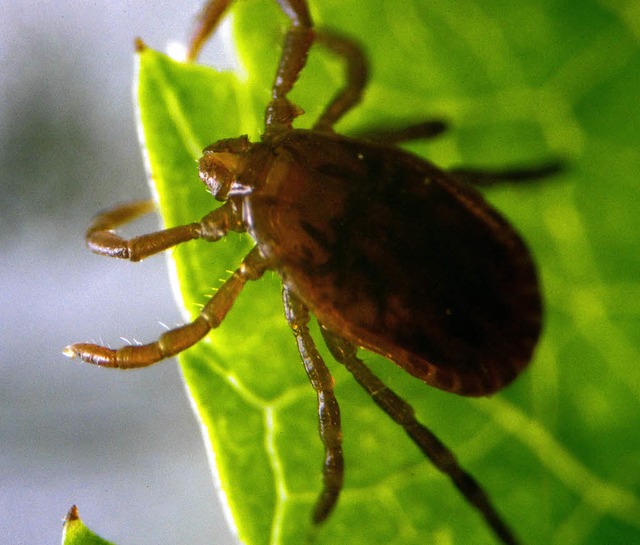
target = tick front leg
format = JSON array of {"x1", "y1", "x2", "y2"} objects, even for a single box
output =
[
  {"x1": 320, "y1": 327, "x2": 521, "y2": 545},
  {"x1": 85, "y1": 200, "x2": 241, "y2": 261},
  {"x1": 64, "y1": 247, "x2": 267, "y2": 369},
  {"x1": 187, "y1": 0, "x2": 314, "y2": 131},
  {"x1": 282, "y1": 287, "x2": 344, "y2": 524},
  {"x1": 186, "y1": 0, "x2": 233, "y2": 61},
  {"x1": 264, "y1": 1, "x2": 314, "y2": 132}
]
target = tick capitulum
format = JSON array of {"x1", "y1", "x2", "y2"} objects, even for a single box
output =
[{"x1": 65, "y1": 1, "x2": 562, "y2": 544}]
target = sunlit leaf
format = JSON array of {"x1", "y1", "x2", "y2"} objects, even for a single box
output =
[{"x1": 132, "y1": 1, "x2": 640, "y2": 544}]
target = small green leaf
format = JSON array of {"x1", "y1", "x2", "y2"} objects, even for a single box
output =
[
  {"x1": 133, "y1": 1, "x2": 640, "y2": 544},
  {"x1": 62, "y1": 506, "x2": 117, "y2": 545}
]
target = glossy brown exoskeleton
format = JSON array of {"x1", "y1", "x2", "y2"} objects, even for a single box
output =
[{"x1": 65, "y1": 1, "x2": 562, "y2": 544}]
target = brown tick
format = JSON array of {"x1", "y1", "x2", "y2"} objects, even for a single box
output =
[{"x1": 65, "y1": 1, "x2": 562, "y2": 543}]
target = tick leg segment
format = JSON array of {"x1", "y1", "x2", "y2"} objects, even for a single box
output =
[
  {"x1": 320, "y1": 327, "x2": 521, "y2": 545},
  {"x1": 312, "y1": 30, "x2": 369, "y2": 133},
  {"x1": 450, "y1": 161, "x2": 564, "y2": 187},
  {"x1": 264, "y1": 1, "x2": 314, "y2": 131},
  {"x1": 187, "y1": 0, "x2": 233, "y2": 61},
  {"x1": 351, "y1": 120, "x2": 449, "y2": 144},
  {"x1": 85, "y1": 200, "x2": 241, "y2": 261},
  {"x1": 282, "y1": 287, "x2": 344, "y2": 524},
  {"x1": 186, "y1": 0, "x2": 315, "y2": 131},
  {"x1": 64, "y1": 247, "x2": 267, "y2": 368}
]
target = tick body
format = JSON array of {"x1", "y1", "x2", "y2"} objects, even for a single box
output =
[
  {"x1": 205, "y1": 128, "x2": 541, "y2": 396},
  {"x1": 65, "y1": 1, "x2": 561, "y2": 543}
]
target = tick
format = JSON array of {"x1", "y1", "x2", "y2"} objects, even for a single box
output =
[{"x1": 65, "y1": 1, "x2": 561, "y2": 544}]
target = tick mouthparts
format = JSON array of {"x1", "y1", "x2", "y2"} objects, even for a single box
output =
[{"x1": 198, "y1": 154, "x2": 233, "y2": 200}]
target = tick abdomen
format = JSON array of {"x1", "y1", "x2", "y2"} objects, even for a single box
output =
[{"x1": 245, "y1": 130, "x2": 542, "y2": 396}]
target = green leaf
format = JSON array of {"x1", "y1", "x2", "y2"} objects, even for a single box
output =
[
  {"x1": 62, "y1": 506, "x2": 117, "y2": 545},
  {"x1": 133, "y1": 1, "x2": 640, "y2": 544}
]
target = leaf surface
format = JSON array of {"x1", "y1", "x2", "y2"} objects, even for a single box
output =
[
  {"x1": 133, "y1": 1, "x2": 640, "y2": 544},
  {"x1": 62, "y1": 506, "x2": 116, "y2": 545}
]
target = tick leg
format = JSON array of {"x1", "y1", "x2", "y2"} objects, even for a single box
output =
[
  {"x1": 186, "y1": 0, "x2": 314, "y2": 131},
  {"x1": 449, "y1": 160, "x2": 564, "y2": 187},
  {"x1": 312, "y1": 30, "x2": 369, "y2": 133},
  {"x1": 282, "y1": 287, "x2": 344, "y2": 524},
  {"x1": 186, "y1": 0, "x2": 233, "y2": 61},
  {"x1": 64, "y1": 247, "x2": 267, "y2": 368},
  {"x1": 350, "y1": 119, "x2": 449, "y2": 144},
  {"x1": 264, "y1": 0, "x2": 314, "y2": 132},
  {"x1": 86, "y1": 200, "x2": 241, "y2": 261},
  {"x1": 320, "y1": 327, "x2": 521, "y2": 545}
]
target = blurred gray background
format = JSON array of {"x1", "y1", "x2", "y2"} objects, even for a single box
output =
[{"x1": 1, "y1": 1, "x2": 237, "y2": 543}]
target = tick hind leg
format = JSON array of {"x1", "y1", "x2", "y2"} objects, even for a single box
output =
[
  {"x1": 282, "y1": 287, "x2": 344, "y2": 524},
  {"x1": 320, "y1": 327, "x2": 521, "y2": 545}
]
